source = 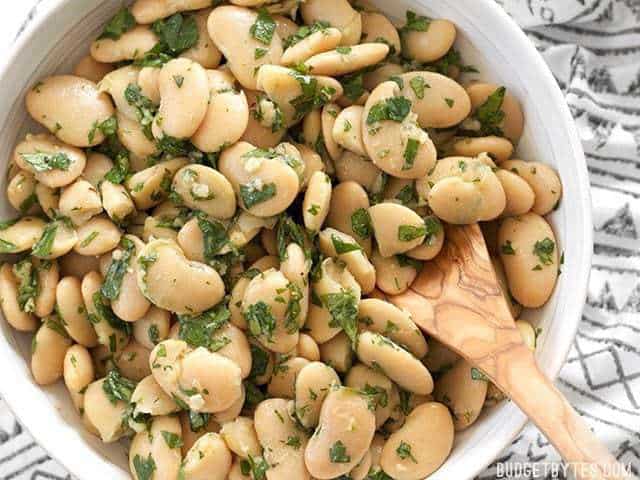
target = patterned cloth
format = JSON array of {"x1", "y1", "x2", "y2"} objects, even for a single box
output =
[{"x1": 0, "y1": 0, "x2": 639, "y2": 479}]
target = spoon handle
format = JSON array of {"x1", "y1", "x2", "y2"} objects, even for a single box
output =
[{"x1": 489, "y1": 343, "x2": 635, "y2": 480}]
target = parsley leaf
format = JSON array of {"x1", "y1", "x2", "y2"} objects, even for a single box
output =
[
  {"x1": 331, "y1": 235, "x2": 362, "y2": 254},
  {"x1": 101, "y1": 237, "x2": 136, "y2": 301},
  {"x1": 351, "y1": 208, "x2": 372, "y2": 239},
  {"x1": 402, "y1": 10, "x2": 431, "y2": 32},
  {"x1": 178, "y1": 304, "x2": 230, "y2": 350},
  {"x1": 13, "y1": 259, "x2": 38, "y2": 313},
  {"x1": 283, "y1": 21, "x2": 330, "y2": 49},
  {"x1": 249, "y1": 343, "x2": 270, "y2": 379},
  {"x1": 533, "y1": 237, "x2": 555, "y2": 265},
  {"x1": 133, "y1": 453, "x2": 156, "y2": 480},
  {"x1": 104, "y1": 152, "x2": 130, "y2": 184},
  {"x1": 366, "y1": 97, "x2": 412, "y2": 124},
  {"x1": 99, "y1": 8, "x2": 135, "y2": 41},
  {"x1": 395, "y1": 184, "x2": 418, "y2": 206},
  {"x1": 197, "y1": 214, "x2": 228, "y2": 263},
  {"x1": 245, "y1": 301, "x2": 277, "y2": 342},
  {"x1": 501, "y1": 240, "x2": 515, "y2": 255},
  {"x1": 102, "y1": 369, "x2": 136, "y2": 404},
  {"x1": 240, "y1": 182, "x2": 277, "y2": 210},
  {"x1": 161, "y1": 431, "x2": 183, "y2": 449},
  {"x1": 250, "y1": 8, "x2": 276, "y2": 45},
  {"x1": 31, "y1": 221, "x2": 59, "y2": 257},
  {"x1": 398, "y1": 224, "x2": 426, "y2": 242},
  {"x1": 240, "y1": 456, "x2": 269, "y2": 480},
  {"x1": 396, "y1": 441, "x2": 418, "y2": 463},
  {"x1": 276, "y1": 215, "x2": 308, "y2": 261},
  {"x1": 322, "y1": 290, "x2": 358, "y2": 345},
  {"x1": 474, "y1": 86, "x2": 506, "y2": 137},
  {"x1": 21, "y1": 152, "x2": 71, "y2": 172},
  {"x1": 124, "y1": 83, "x2": 157, "y2": 140},
  {"x1": 152, "y1": 13, "x2": 199, "y2": 55},
  {"x1": 402, "y1": 138, "x2": 419, "y2": 171},
  {"x1": 329, "y1": 440, "x2": 351, "y2": 463},
  {"x1": 423, "y1": 216, "x2": 442, "y2": 245},
  {"x1": 409, "y1": 76, "x2": 428, "y2": 99},
  {"x1": 340, "y1": 72, "x2": 365, "y2": 102},
  {"x1": 289, "y1": 71, "x2": 336, "y2": 121}
]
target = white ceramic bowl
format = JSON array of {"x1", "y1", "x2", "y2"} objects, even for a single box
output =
[{"x1": 0, "y1": 0, "x2": 592, "y2": 479}]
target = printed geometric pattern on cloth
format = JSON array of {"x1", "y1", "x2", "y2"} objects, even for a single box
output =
[
  {"x1": 480, "y1": 0, "x2": 640, "y2": 478},
  {"x1": 0, "y1": 0, "x2": 640, "y2": 479}
]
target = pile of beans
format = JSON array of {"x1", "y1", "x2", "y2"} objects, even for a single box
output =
[{"x1": 0, "y1": 0, "x2": 563, "y2": 479}]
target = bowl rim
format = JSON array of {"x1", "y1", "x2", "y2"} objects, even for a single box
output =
[{"x1": 0, "y1": 0, "x2": 593, "y2": 479}]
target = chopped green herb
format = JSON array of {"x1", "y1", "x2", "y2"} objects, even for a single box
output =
[
  {"x1": 45, "y1": 315, "x2": 69, "y2": 339},
  {"x1": 148, "y1": 324, "x2": 160, "y2": 345},
  {"x1": 32, "y1": 221, "x2": 59, "y2": 257},
  {"x1": 101, "y1": 237, "x2": 135, "y2": 301},
  {"x1": 473, "y1": 86, "x2": 506, "y2": 137},
  {"x1": 361, "y1": 383, "x2": 389, "y2": 411},
  {"x1": 79, "y1": 231, "x2": 99, "y2": 248},
  {"x1": 322, "y1": 290, "x2": 358, "y2": 345},
  {"x1": 284, "y1": 435, "x2": 302, "y2": 449},
  {"x1": 425, "y1": 48, "x2": 478, "y2": 76},
  {"x1": 283, "y1": 21, "x2": 330, "y2": 49},
  {"x1": 396, "y1": 441, "x2": 417, "y2": 463},
  {"x1": 0, "y1": 238, "x2": 17, "y2": 253},
  {"x1": 276, "y1": 215, "x2": 308, "y2": 261},
  {"x1": 308, "y1": 204, "x2": 321, "y2": 216},
  {"x1": 445, "y1": 97, "x2": 455, "y2": 108},
  {"x1": 178, "y1": 304, "x2": 230, "y2": 350},
  {"x1": 351, "y1": 208, "x2": 372, "y2": 239},
  {"x1": 197, "y1": 215, "x2": 228, "y2": 263},
  {"x1": 133, "y1": 453, "x2": 156, "y2": 480},
  {"x1": 289, "y1": 71, "x2": 336, "y2": 121},
  {"x1": 161, "y1": 431, "x2": 183, "y2": 449},
  {"x1": 99, "y1": 8, "x2": 135, "y2": 41},
  {"x1": 249, "y1": 343, "x2": 270, "y2": 379},
  {"x1": 124, "y1": 83, "x2": 157, "y2": 140},
  {"x1": 21, "y1": 152, "x2": 71, "y2": 172},
  {"x1": 471, "y1": 367, "x2": 489, "y2": 381},
  {"x1": 240, "y1": 455, "x2": 269, "y2": 480},
  {"x1": 398, "y1": 224, "x2": 426, "y2": 242},
  {"x1": 88, "y1": 115, "x2": 118, "y2": 144},
  {"x1": 533, "y1": 237, "x2": 555, "y2": 265},
  {"x1": 255, "y1": 47, "x2": 268, "y2": 59},
  {"x1": 13, "y1": 259, "x2": 39, "y2": 313},
  {"x1": 501, "y1": 240, "x2": 516, "y2": 255},
  {"x1": 105, "y1": 152, "x2": 130, "y2": 184},
  {"x1": 389, "y1": 76, "x2": 404, "y2": 89},
  {"x1": 173, "y1": 75, "x2": 184, "y2": 87},
  {"x1": 395, "y1": 184, "x2": 418, "y2": 206},
  {"x1": 151, "y1": 13, "x2": 199, "y2": 55},
  {"x1": 409, "y1": 76, "x2": 428, "y2": 99},
  {"x1": 402, "y1": 138, "x2": 419, "y2": 171},
  {"x1": 366, "y1": 97, "x2": 412, "y2": 124},
  {"x1": 396, "y1": 254, "x2": 423, "y2": 271},
  {"x1": 332, "y1": 235, "x2": 361, "y2": 254},
  {"x1": 245, "y1": 301, "x2": 277, "y2": 342},
  {"x1": 336, "y1": 46, "x2": 352, "y2": 55},
  {"x1": 102, "y1": 369, "x2": 136, "y2": 404},
  {"x1": 402, "y1": 10, "x2": 431, "y2": 32},
  {"x1": 340, "y1": 72, "x2": 365, "y2": 102},
  {"x1": 188, "y1": 410, "x2": 211, "y2": 432},
  {"x1": 250, "y1": 8, "x2": 276, "y2": 45},
  {"x1": 240, "y1": 182, "x2": 277, "y2": 210},
  {"x1": 329, "y1": 440, "x2": 351, "y2": 463}
]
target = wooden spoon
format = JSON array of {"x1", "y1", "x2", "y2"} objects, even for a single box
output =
[{"x1": 389, "y1": 223, "x2": 635, "y2": 480}]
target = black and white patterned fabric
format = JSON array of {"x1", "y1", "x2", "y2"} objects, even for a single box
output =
[{"x1": 0, "y1": 0, "x2": 639, "y2": 478}]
